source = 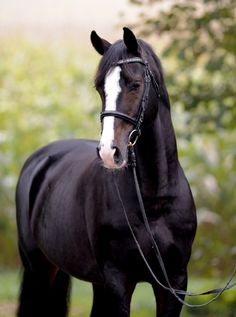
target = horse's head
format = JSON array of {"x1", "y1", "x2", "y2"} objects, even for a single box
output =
[{"x1": 91, "y1": 28, "x2": 161, "y2": 169}]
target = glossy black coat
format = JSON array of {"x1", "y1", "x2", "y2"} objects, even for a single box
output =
[{"x1": 16, "y1": 28, "x2": 197, "y2": 317}]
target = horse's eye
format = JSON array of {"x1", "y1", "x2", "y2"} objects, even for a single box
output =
[{"x1": 129, "y1": 81, "x2": 141, "y2": 91}]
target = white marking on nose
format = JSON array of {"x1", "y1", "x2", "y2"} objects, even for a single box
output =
[{"x1": 99, "y1": 66, "x2": 121, "y2": 167}]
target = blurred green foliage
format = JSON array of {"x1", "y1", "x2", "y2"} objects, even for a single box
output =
[
  {"x1": 130, "y1": 0, "x2": 236, "y2": 134},
  {"x1": 0, "y1": 0, "x2": 236, "y2": 290},
  {"x1": 0, "y1": 38, "x2": 100, "y2": 267},
  {"x1": 129, "y1": 0, "x2": 236, "y2": 278}
]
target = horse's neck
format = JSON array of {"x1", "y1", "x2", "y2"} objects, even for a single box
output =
[{"x1": 136, "y1": 110, "x2": 178, "y2": 198}]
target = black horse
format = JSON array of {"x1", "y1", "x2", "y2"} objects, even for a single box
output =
[{"x1": 16, "y1": 28, "x2": 197, "y2": 317}]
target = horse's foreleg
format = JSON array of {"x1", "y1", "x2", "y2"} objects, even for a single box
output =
[
  {"x1": 152, "y1": 272, "x2": 187, "y2": 317},
  {"x1": 90, "y1": 284, "x2": 107, "y2": 317},
  {"x1": 90, "y1": 277, "x2": 135, "y2": 317}
]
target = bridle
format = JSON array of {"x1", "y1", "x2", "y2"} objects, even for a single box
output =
[
  {"x1": 100, "y1": 57, "x2": 160, "y2": 147},
  {"x1": 105, "y1": 59, "x2": 236, "y2": 308}
]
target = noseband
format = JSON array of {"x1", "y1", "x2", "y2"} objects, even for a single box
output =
[{"x1": 100, "y1": 57, "x2": 160, "y2": 146}]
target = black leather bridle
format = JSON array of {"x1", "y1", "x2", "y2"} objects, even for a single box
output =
[{"x1": 100, "y1": 57, "x2": 160, "y2": 146}]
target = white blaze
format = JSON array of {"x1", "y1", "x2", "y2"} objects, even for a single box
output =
[{"x1": 99, "y1": 66, "x2": 121, "y2": 165}]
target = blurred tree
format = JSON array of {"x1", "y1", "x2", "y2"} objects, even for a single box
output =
[
  {"x1": 0, "y1": 39, "x2": 100, "y2": 267},
  {"x1": 178, "y1": 132, "x2": 236, "y2": 276},
  {"x1": 128, "y1": 0, "x2": 236, "y2": 277},
  {"x1": 129, "y1": 0, "x2": 236, "y2": 135}
]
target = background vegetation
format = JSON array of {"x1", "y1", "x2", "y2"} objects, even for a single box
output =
[
  {"x1": 0, "y1": 40, "x2": 99, "y2": 267},
  {"x1": 128, "y1": 0, "x2": 236, "y2": 277},
  {"x1": 0, "y1": 0, "x2": 235, "y2": 315}
]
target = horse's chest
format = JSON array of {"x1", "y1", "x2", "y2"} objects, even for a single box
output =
[{"x1": 98, "y1": 210, "x2": 163, "y2": 268}]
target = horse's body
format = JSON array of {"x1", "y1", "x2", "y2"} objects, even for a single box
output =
[{"x1": 16, "y1": 28, "x2": 197, "y2": 317}]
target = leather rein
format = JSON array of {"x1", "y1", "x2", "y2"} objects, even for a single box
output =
[{"x1": 101, "y1": 57, "x2": 236, "y2": 307}]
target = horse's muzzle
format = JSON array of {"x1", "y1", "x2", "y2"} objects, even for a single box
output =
[{"x1": 97, "y1": 144, "x2": 126, "y2": 169}]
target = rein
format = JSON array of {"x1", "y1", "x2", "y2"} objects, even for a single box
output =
[
  {"x1": 109, "y1": 57, "x2": 236, "y2": 308},
  {"x1": 113, "y1": 145, "x2": 236, "y2": 308}
]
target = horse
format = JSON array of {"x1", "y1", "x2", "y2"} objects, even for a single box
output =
[{"x1": 16, "y1": 27, "x2": 197, "y2": 317}]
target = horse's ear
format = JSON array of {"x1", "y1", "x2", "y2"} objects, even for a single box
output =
[
  {"x1": 90, "y1": 31, "x2": 111, "y2": 55},
  {"x1": 123, "y1": 27, "x2": 139, "y2": 54}
]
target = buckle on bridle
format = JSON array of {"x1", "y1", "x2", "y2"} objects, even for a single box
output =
[{"x1": 128, "y1": 129, "x2": 141, "y2": 148}]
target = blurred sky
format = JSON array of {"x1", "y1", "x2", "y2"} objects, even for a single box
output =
[{"x1": 0, "y1": 0, "x2": 140, "y2": 45}]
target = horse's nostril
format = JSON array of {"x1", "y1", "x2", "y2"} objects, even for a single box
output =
[
  {"x1": 113, "y1": 146, "x2": 122, "y2": 164},
  {"x1": 96, "y1": 146, "x2": 101, "y2": 159}
]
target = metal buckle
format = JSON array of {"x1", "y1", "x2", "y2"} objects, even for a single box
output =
[{"x1": 128, "y1": 129, "x2": 141, "y2": 147}]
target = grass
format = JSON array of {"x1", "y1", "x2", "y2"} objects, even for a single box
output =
[
  {"x1": 0, "y1": 270, "x2": 155, "y2": 317},
  {"x1": 71, "y1": 280, "x2": 155, "y2": 317},
  {"x1": 0, "y1": 270, "x2": 236, "y2": 317}
]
